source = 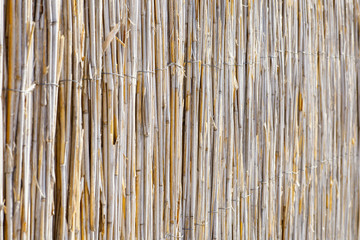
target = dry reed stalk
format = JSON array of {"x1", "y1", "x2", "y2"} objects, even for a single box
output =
[{"x1": 0, "y1": 0, "x2": 4, "y2": 238}]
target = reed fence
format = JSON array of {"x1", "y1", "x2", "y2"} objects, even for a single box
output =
[{"x1": 0, "y1": 0, "x2": 360, "y2": 239}]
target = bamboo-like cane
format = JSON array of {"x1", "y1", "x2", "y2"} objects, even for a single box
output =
[{"x1": 5, "y1": 1, "x2": 16, "y2": 238}]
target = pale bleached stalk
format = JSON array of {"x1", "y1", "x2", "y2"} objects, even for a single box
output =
[
  {"x1": 115, "y1": 2, "x2": 127, "y2": 237},
  {"x1": 135, "y1": 3, "x2": 144, "y2": 239},
  {"x1": 57, "y1": 1, "x2": 72, "y2": 239},
  {"x1": 34, "y1": 12, "x2": 47, "y2": 240},
  {"x1": 224, "y1": 1, "x2": 235, "y2": 238},
  {"x1": 186, "y1": 1, "x2": 199, "y2": 239},
  {"x1": 141, "y1": 1, "x2": 153, "y2": 239},
  {"x1": 161, "y1": 0, "x2": 171, "y2": 237},
  {"x1": 195, "y1": 1, "x2": 205, "y2": 239},
  {"x1": 236, "y1": 2, "x2": 247, "y2": 239},
  {"x1": 153, "y1": 0, "x2": 164, "y2": 238},
  {"x1": 125, "y1": 1, "x2": 139, "y2": 239},
  {"x1": 203, "y1": 12, "x2": 212, "y2": 236},
  {"x1": 88, "y1": 0, "x2": 97, "y2": 234},
  {"x1": 13, "y1": 1, "x2": 27, "y2": 238},
  {"x1": 68, "y1": 1, "x2": 83, "y2": 238},
  {"x1": 44, "y1": 1, "x2": 60, "y2": 238},
  {"x1": 21, "y1": 10, "x2": 35, "y2": 239},
  {"x1": 103, "y1": 0, "x2": 116, "y2": 238},
  {"x1": 182, "y1": 2, "x2": 193, "y2": 239},
  {"x1": 209, "y1": 0, "x2": 223, "y2": 238},
  {"x1": 94, "y1": 2, "x2": 103, "y2": 238},
  {"x1": 276, "y1": 2, "x2": 285, "y2": 238}
]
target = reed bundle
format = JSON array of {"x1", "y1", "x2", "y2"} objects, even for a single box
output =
[{"x1": 0, "y1": 0, "x2": 360, "y2": 239}]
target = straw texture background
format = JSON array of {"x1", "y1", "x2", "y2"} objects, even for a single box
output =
[{"x1": 0, "y1": 0, "x2": 359, "y2": 239}]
